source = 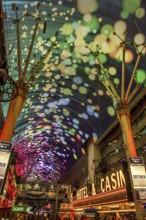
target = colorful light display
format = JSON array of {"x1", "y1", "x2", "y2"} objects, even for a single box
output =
[{"x1": 2, "y1": 0, "x2": 146, "y2": 182}]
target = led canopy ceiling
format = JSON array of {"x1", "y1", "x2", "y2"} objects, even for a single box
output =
[{"x1": 1, "y1": 0, "x2": 146, "y2": 183}]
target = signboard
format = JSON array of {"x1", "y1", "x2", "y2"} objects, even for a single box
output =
[
  {"x1": 0, "y1": 141, "x2": 12, "y2": 194},
  {"x1": 12, "y1": 206, "x2": 27, "y2": 213},
  {"x1": 129, "y1": 157, "x2": 146, "y2": 188},
  {"x1": 76, "y1": 169, "x2": 126, "y2": 200},
  {"x1": 129, "y1": 157, "x2": 146, "y2": 201}
]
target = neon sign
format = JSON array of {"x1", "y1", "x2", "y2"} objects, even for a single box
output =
[
  {"x1": 76, "y1": 169, "x2": 126, "y2": 200},
  {"x1": 12, "y1": 206, "x2": 27, "y2": 213},
  {"x1": 100, "y1": 169, "x2": 126, "y2": 193}
]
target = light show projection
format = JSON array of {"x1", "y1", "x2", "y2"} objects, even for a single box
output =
[{"x1": 2, "y1": 0, "x2": 146, "y2": 183}]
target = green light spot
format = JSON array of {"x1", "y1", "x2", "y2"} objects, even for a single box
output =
[
  {"x1": 107, "y1": 106, "x2": 115, "y2": 116},
  {"x1": 82, "y1": 16, "x2": 99, "y2": 32},
  {"x1": 114, "y1": 78, "x2": 120, "y2": 85},
  {"x1": 60, "y1": 42, "x2": 70, "y2": 50},
  {"x1": 98, "y1": 54, "x2": 107, "y2": 64},
  {"x1": 50, "y1": 36, "x2": 57, "y2": 42},
  {"x1": 122, "y1": 0, "x2": 141, "y2": 14},
  {"x1": 85, "y1": 67, "x2": 91, "y2": 74},
  {"x1": 62, "y1": 88, "x2": 72, "y2": 95},
  {"x1": 62, "y1": 23, "x2": 73, "y2": 35},
  {"x1": 63, "y1": 108, "x2": 70, "y2": 117},
  {"x1": 73, "y1": 154, "x2": 78, "y2": 160},
  {"x1": 120, "y1": 10, "x2": 129, "y2": 19},
  {"x1": 88, "y1": 54, "x2": 95, "y2": 61},
  {"x1": 78, "y1": 86, "x2": 87, "y2": 94},
  {"x1": 135, "y1": 69, "x2": 146, "y2": 85},
  {"x1": 70, "y1": 128, "x2": 76, "y2": 135},
  {"x1": 101, "y1": 24, "x2": 113, "y2": 37}
]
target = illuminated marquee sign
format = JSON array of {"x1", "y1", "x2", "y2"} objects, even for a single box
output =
[
  {"x1": 76, "y1": 169, "x2": 126, "y2": 200},
  {"x1": 100, "y1": 169, "x2": 126, "y2": 193},
  {"x1": 73, "y1": 188, "x2": 127, "y2": 207}
]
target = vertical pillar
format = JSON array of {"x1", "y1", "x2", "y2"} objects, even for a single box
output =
[
  {"x1": 87, "y1": 138, "x2": 101, "y2": 182},
  {"x1": 116, "y1": 101, "x2": 143, "y2": 220},
  {"x1": 116, "y1": 101, "x2": 137, "y2": 157}
]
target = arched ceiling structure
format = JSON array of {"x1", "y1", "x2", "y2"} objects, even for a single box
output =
[{"x1": 1, "y1": 0, "x2": 146, "y2": 183}]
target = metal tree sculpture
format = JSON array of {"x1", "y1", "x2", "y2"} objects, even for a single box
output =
[{"x1": 0, "y1": 3, "x2": 55, "y2": 142}]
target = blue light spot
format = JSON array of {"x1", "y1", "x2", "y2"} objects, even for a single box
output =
[
  {"x1": 86, "y1": 105, "x2": 94, "y2": 116},
  {"x1": 82, "y1": 113, "x2": 88, "y2": 119},
  {"x1": 73, "y1": 76, "x2": 83, "y2": 85},
  {"x1": 59, "y1": 98, "x2": 70, "y2": 105},
  {"x1": 94, "y1": 112, "x2": 99, "y2": 118},
  {"x1": 72, "y1": 118, "x2": 79, "y2": 124}
]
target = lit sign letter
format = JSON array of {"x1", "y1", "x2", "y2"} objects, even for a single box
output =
[
  {"x1": 105, "y1": 176, "x2": 111, "y2": 191},
  {"x1": 12, "y1": 206, "x2": 25, "y2": 212},
  {"x1": 100, "y1": 178, "x2": 105, "y2": 193},
  {"x1": 92, "y1": 183, "x2": 96, "y2": 195},
  {"x1": 119, "y1": 169, "x2": 126, "y2": 186},
  {"x1": 111, "y1": 173, "x2": 117, "y2": 190},
  {"x1": 116, "y1": 171, "x2": 120, "y2": 188}
]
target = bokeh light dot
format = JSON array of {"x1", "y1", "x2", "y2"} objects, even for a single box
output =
[
  {"x1": 73, "y1": 154, "x2": 77, "y2": 160},
  {"x1": 78, "y1": 86, "x2": 87, "y2": 94},
  {"x1": 113, "y1": 78, "x2": 120, "y2": 85},
  {"x1": 89, "y1": 74, "x2": 96, "y2": 80},
  {"x1": 87, "y1": 99, "x2": 92, "y2": 104},
  {"x1": 135, "y1": 69, "x2": 146, "y2": 84},
  {"x1": 107, "y1": 106, "x2": 115, "y2": 116},
  {"x1": 125, "y1": 49, "x2": 134, "y2": 63},
  {"x1": 98, "y1": 54, "x2": 107, "y2": 64},
  {"x1": 101, "y1": 24, "x2": 113, "y2": 37},
  {"x1": 73, "y1": 76, "x2": 83, "y2": 85},
  {"x1": 77, "y1": 0, "x2": 98, "y2": 14},
  {"x1": 120, "y1": 10, "x2": 129, "y2": 19},
  {"x1": 73, "y1": 124, "x2": 79, "y2": 129},
  {"x1": 114, "y1": 20, "x2": 127, "y2": 35},
  {"x1": 135, "y1": 7, "x2": 145, "y2": 18},
  {"x1": 134, "y1": 33, "x2": 145, "y2": 45},
  {"x1": 50, "y1": 36, "x2": 56, "y2": 42},
  {"x1": 83, "y1": 13, "x2": 92, "y2": 22},
  {"x1": 75, "y1": 25, "x2": 88, "y2": 38},
  {"x1": 82, "y1": 113, "x2": 88, "y2": 119},
  {"x1": 62, "y1": 23, "x2": 73, "y2": 35},
  {"x1": 83, "y1": 16, "x2": 99, "y2": 32},
  {"x1": 109, "y1": 67, "x2": 117, "y2": 76},
  {"x1": 62, "y1": 88, "x2": 72, "y2": 95},
  {"x1": 71, "y1": 84, "x2": 78, "y2": 90},
  {"x1": 94, "y1": 112, "x2": 99, "y2": 118}
]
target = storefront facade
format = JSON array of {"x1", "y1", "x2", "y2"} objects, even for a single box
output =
[{"x1": 72, "y1": 168, "x2": 138, "y2": 219}]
